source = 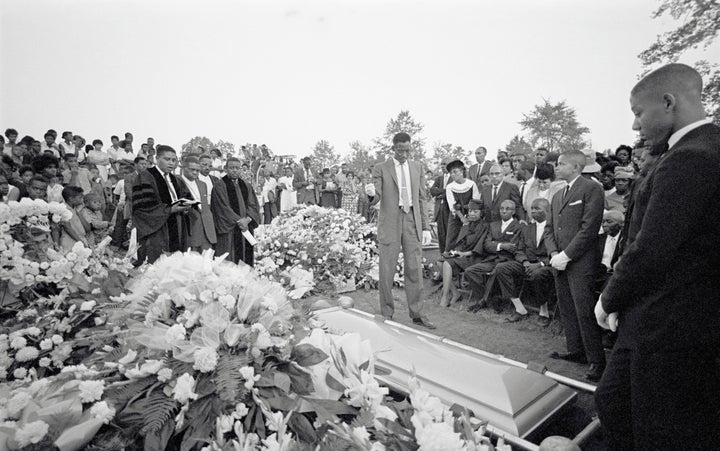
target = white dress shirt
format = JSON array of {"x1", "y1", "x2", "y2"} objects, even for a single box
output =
[
  {"x1": 601, "y1": 233, "x2": 620, "y2": 269},
  {"x1": 393, "y1": 158, "x2": 412, "y2": 208},
  {"x1": 181, "y1": 175, "x2": 201, "y2": 210},
  {"x1": 497, "y1": 218, "x2": 514, "y2": 251},
  {"x1": 668, "y1": 118, "x2": 713, "y2": 150},
  {"x1": 198, "y1": 173, "x2": 214, "y2": 203},
  {"x1": 535, "y1": 220, "x2": 546, "y2": 247}
]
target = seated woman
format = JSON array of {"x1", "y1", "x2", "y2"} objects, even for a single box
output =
[
  {"x1": 444, "y1": 159, "x2": 481, "y2": 252},
  {"x1": 439, "y1": 199, "x2": 487, "y2": 307}
]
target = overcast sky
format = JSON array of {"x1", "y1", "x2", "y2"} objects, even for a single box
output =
[{"x1": 1, "y1": 0, "x2": 717, "y2": 160}]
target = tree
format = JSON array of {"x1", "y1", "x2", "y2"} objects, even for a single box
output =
[
  {"x1": 215, "y1": 140, "x2": 236, "y2": 158},
  {"x1": 519, "y1": 99, "x2": 590, "y2": 153},
  {"x1": 429, "y1": 142, "x2": 468, "y2": 172},
  {"x1": 310, "y1": 140, "x2": 340, "y2": 170},
  {"x1": 372, "y1": 110, "x2": 428, "y2": 168},
  {"x1": 346, "y1": 140, "x2": 376, "y2": 174},
  {"x1": 504, "y1": 135, "x2": 534, "y2": 157},
  {"x1": 639, "y1": 0, "x2": 720, "y2": 124},
  {"x1": 181, "y1": 136, "x2": 215, "y2": 155}
]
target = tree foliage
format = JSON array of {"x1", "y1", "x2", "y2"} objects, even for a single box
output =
[
  {"x1": 310, "y1": 139, "x2": 340, "y2": 170},
  {"x1": 346, "y1": 140, "x2": 376, "y2": 174},
  {"x1": 181, "y1": 136, "x2": 238, "y2": 157},
  {"x1": 429, "y1": 142, "x2": 468, "y2": 172},
  {"x1": 519, "y1": 99, "x2": 590, "y2": 153},
  {"x1": 639, "y1": 0, "x2": 720, "y2": 123},
  {"x1": 504, "y1": 135, "x2": 534, "y2": 156},
  {"x1": 373, "y1": 110, "x2": 427, "y2": 168}
]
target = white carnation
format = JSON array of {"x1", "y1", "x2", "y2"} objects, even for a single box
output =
[
  {"x1": 78, "y1": 380, "x2": 105, "y2": 403},
  {"x1": 90, "y1": 401, "x2": 116, "y2": 424},
  {"x1": 80, "y1": 300, "x2": 96, "y2": 311},
  {"x1": 51, "y1": 335, "x2": 64, "y2": 344},
  {"x1": 13, "y1": 368, "x2": 27, "y2": 379},
  {"x1": 157, "y1": 368, "x2": 173, "y2": 382},
  {"x1": 165, "y1": 324, "x2": 186, "y2": 346},
  {"x1": 14, "y1": 347, "x2": 39, "y2": 362},
  {"x1": 10, "y1": 336, "x2": 26, "y2": 350},
  {"x1": 39, "y1": 339, "x2": 53, "y2": 351},
  {"x1": 14, "y1": 420, "x2": 49, "y2": 447},
  {"x1": 6, "y1": 392, "x2": 32, "y2": 417},
  {"x1": 193, "y1": 347, "x2": 218, "y2": 373},
  {"x1": 38, "y1": 357, "x2": 52, "y2": 368}
]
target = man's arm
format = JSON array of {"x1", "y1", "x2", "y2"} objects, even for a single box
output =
[
  {"x1": 370, "y1": 165, "x2": 383, "y2": 206},
  {"x1": 417, "y1": 165, "x2": 429, "y2": 231},
  {"x1": 509, "y1": 185, "x2": 524, "y2": 221},
  {"x1": 429, "y1": 176, "x2": 445, "y2": 198},
  {"x1": 543, "y1": 201, "x2": 559, "y2": 256}
]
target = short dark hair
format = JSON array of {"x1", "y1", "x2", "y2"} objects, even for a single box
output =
[
  {"x1": 156, "y1": 145, "x2": 176, "y2": 158},
  {"x1": 519, "y1": 161, "x2": 535, "y2": 173},
  {"x1": 544, "y1": 152, "x2": 560, "y2": 164},
  {"x1": 62, "y1": 185, "x2": 84, "y2": 202},
  {"x1": 30, "y1": 175, "x2": 50, "y2": 185},
  {"x1": 498, "y1": 157, "x2": 514, "y2": 169},
  {"x1": 535, "y1": 163, "x2": 555, "y2": 181},
  {"x1": 62, "y1": 131, "x2": 73, "y2": 139},
  {"x1": 392, "y1": 133, "x2": 411, "y2": 145},
  {"x1": 19, "y1": 165, "x2": 34, "y2": 175},
  {"x1": 184, "y1": 155, "x2": 200, "y2": 165},
  {"x1": 4, "y1": 128, "x2": 18, "y2": 138},
  {"x1": 92, "y1": 139, "x2": 103, "y2": 146},
  {"x1": 226, "y1": 157, "x2": 242, "y2": 165},
  {"x1": 198, "y1": 154, "x2": 212, "y2": 162},
  {"x1": 111, "y1": 135, "x2": 119, "y2": 141},
  {"x1": 44, "y1": 132, "x2": 54, "y2": 139},
  {"x1": 32, "y1": 155, "x2": 59, "y2": 174},
  {"x1": 134, "y1": 156, "x2": 146, "y2": 164},
  {"x1": 615, "y1": 144, "x2": 633, "y2": 157},
  {"x1": 64, "y1": 153, "x2": 77, "y2": 161}
]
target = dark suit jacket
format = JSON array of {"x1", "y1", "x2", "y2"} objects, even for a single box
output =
[
  {"x1": 468, "y1": 161, "x2": 493, "y2": 187},
  {"x1": 543, "y1": 175, "x2": 604, "y2": 264},
  {"x1": 595, "y1": 232, "x2": 622, "y2": 271},
  {"x1": 602, "y1": 123, "x2": 720, "y2": 351},
  {"x1": 448, "y1": 219, "x2": 488, "y2": 254},
  {"x1": 481, "y1": 219, "x2": 522, "y2": 262},
  {"x1": 515, "y1": 222, "x2": 550, "y2": 265},
  {"x1": 181, "y1": 178, "x2": 217, "y2": 246},
  {"x1": 292, "y1": 166, "x2": 318, "y2": 204},
  {"x1": 430, "y1": 174, "x2": 451, "y2": 222},
  {"x1": 480, "y1": 182, "x2": 523, "y2": 223},
  {"x1": 372, "y1": 158, "x2": 429, "y2": 244}
]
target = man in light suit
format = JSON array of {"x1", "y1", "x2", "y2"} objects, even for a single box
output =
[
  {"x1": 544, "y1": 150, "x2": 605, "y2": 382},
  {"x1": 467, "y1": 146, "x2": 493, "y2": 188},
  {"x1": 180, "y1": 156, "x2": 216, "y2": 251},
  {"x1": 372, "y1": 132, "x2": 435, "y2": 329},
  {"x1": 595, "y1": 63, "x2": 720, "y2": 450},
  {"x1": 479, "y1": 164, "x2": 523, "y2": 223},
  {"x1": 293, "y1": 157, "x2": 317, "y2": 205}
]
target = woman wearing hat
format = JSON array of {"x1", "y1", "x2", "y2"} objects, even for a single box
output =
[{"x1": 444, "y1": 159, "x2": 481, "y2": 253}]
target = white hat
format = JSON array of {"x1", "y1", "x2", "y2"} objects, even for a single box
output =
[{"x1": 581, "y1": 148, "x2": 601, "y2": 173}]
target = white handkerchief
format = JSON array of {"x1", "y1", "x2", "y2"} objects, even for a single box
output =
[{"x1": 569, "y1": 200, "x2": 583, "y2": 206}]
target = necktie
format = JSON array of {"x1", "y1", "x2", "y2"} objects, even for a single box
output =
[
  {"x1": 562, "y1": 185, "x2": 569, "y2": 201},
  {"x1": 165, "y1": 173, "x2": 178, "y2": 202},
  {"x1": 400, "y1": 163, "x2": 410, "y2": 213},
  {"x1": 520, "y1": 182, "x2": 526, "y2": 202},
  {"x1": 477, "y1": 164, "x2": 482, "y2": 180},
  {"x1": 492, "y1": 185, "x2": 498, "y2": 202}
]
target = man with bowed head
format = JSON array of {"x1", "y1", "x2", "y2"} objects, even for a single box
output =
[
  {"x1": 372, "y1": 133, "x2": 435, "y2": 329},
  {"x1": 594, "y1": 63, "x2": 720, "y2": 450}
]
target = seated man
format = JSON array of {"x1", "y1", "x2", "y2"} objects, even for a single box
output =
[
  {"x1": 595, "y1": 210, "x2": 624, "y2": 291},
  {"x1": 464, "y1": 200, "x2": 522, "y2": 312},
  {"x1": 438, "y1": 199, "x2": 488, "y2": 307},
  {"x1": 514, "y1": 198, "x2": 556, "y2": 326}
]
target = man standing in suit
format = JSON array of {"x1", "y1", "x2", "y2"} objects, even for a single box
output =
[
  {"x1": 372, "y1": 133, "x2": 435, "y2": 329},
  {"x1": 180, "y1": 156, "x2": 217, "y2": 251},
  {"x1": 594, "y1": 63, "x2": 720, "y2": 450},
  {"x1": 515, "y1": 198, "x2": 555, "y2": 327},
  {"x1": 480, "y1": 164, "x2": 523, "y2": 223},
  {"x1": 293, "y1": 157, "x2": 318, "y2": 205},
  {"x1": 132, "y1": 145, "x2": 192, "y2": 263},
  {"x1": 468, "y1": 146, "x2": 493, "y2": 188},
  {"x1": 544, "y1": 150, "x2": 605, "y2": 382},
  {"x1": 429, "y1": 157, "x2": 453, "y2": 254},
  {"x1": 464, "y1": 200, "x2": 522, "y2": 313}
]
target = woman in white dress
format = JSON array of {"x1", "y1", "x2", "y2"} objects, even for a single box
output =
[
  {"x1": 277, "y1": 166, "x2": 297, "y2": 212},
  {"x1": 86, "y1": 139, "x2": 110, "y2": 181}
]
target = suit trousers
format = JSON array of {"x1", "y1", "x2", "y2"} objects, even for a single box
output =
[
  {"x1": 435, "y1": 205, "x2": 450, "y2": 254},
  {"x1": 554, "y1": 256, "x2": 605, "y2": 364},
  {"x1": 524, "y1": 266, "x2": 555, "y2": 307},
  {"x1": 493, "y1": 261, "x2": 524, "y2": 299},
  {"x1": 378, "y1": 209, "x2": 424, "y2": 319},
  {"x1": 595, "y1": 343, "x2": 720, "y2": 451},
  {"x1": 464, "y1": 262, "x2": 497, "y2": 300}
]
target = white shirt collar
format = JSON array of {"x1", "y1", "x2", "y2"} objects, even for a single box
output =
[
  {"x1": 393, "y1": 157, "x2": 407, "y2": 166},
  {"x1": 181, "y1": 174, "x2": 197, "y2": 186},
  {"x1": 501, "y1": 218, "x2": 513, "y2": 230},
  {"x1": 668, "y1": 118, "x2": 713, "y2": 150},
  {"x1": 566, "y1": 175, "x2": 581, "y2": 190}
]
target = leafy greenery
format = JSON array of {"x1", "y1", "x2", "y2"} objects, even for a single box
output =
[{"x1": 519, "y1": 99, "x2": 590, "y2": 153}]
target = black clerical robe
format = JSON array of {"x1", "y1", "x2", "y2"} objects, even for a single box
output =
[{"x1": 214, "y1": 176, "x2": 260, "y2": 266}]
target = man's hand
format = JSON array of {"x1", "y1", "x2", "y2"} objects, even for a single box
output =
[
  {"x1": 237, "y1": 217, "x2": 252, "y2": 231},
  {"x1": 595, "y1": 296, "x2": 618, "y2": 331},
  {"x1": 550, "y1": 251, "x2": 571, "y2": 271},
  {"x1": 422, "y1": 230, "x2": 432, "y2": 246},
  {"x1": 170, "y1": 204, "x2": 190, "y2": 214},
  {"x1": 500, "y1": 243, "x2": 517, "y2": 252},
  {"x1": 524, "y1": 262, "x2": 542, "y2": 275}
]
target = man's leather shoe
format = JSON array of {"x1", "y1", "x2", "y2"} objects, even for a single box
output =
[
  {"x1": 537, "y1": 316, "x2": 551, "y2": 327},
  {"x1": 467, "y1": 301, "x2": 487, "y2": 312},
  {"x1": 585, "y1": 364, "x2": 606, "y2": 382},
  {"x1": 549, "y1": 351, "x2": 588, "y2": 364},
  {"x1": 504, "y1": 312, "x2": 528, "y2": 323},
  {"x1": 412, "y1": 317, "x2": 436, "y2": 329}
]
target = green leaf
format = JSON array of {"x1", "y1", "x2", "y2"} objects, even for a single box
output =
[
  {"x1": 325, "y1": 373, "x2": 346, "y2": 392},
  {"x1": 287, "y1": 364, "x2": 315, "y2": 395},
  {"x1": 291, "y1": 343, "x2": 329, "y2": 367},
  {"x1": 274, "y1": 372, "x2": 292, "y2": 393},
  {"x1": 287, "y1": 413, "x2": 318, "y2": 444},
  {"x1": 144, "y1": 417, "x2": 175, "y2": 451}
]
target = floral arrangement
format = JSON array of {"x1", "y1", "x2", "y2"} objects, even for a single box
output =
[
  {"x1": 255, "y1": 206, "x2": 378, "y2": 295},
  {"x1": 393, "y1": 253, "x2": 438, "y2": 287}
]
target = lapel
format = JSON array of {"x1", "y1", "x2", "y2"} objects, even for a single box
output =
[
  {"x1": 197, "y1": 180, "x2": 209, "y2": 208},
  {"x1": 408, "y1": 161, "x2": 418, "y2": 196},
  {"x1": 491, "y1": 182, "x2": 503, "y2": 206},
  {"x1": 386, "y1": 158, "x2": 399, "y2": 189},
  {"x1": 558, "y1": 176, "x2": 582, "y2": 213}
]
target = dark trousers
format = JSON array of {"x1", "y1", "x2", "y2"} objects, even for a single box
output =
[
  {"x1": 554, "y1": 257, "x2": 605, "y2": 364},
  {"x1": 435, "y1": 203, "x2": 450, "y2": 254},
  {"x1": 444, "y1": 215, "x2": 463, "y2": 253},
  {"x1": 596, "y1": 343, "x2": 720, "y2": 450},
  {"x1": 524, "y1": 265, "x2": 555, "y2": 306},
  {"x1": 493, "y1": 261, "x2": 524, "y2": 298},
  {"x1": 464, "y1": 261, "x2": 497, "y2": 300}
]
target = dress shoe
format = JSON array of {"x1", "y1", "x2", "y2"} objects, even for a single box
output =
[
  {"x1": 504, "y1": 312, "x2": 528, "y2": 323},
  {"x1": 549, "y1": 351, "x2": 588, "y2": 364},
  {"x1": 467, "y1": 301, "x2": 487, "y2": 313},
  {"x1": 537, "y1": 316, "x2": 551, "y2": 327},
  {"x1": 585, "y1": 363, "x2": 606, "y2": 382},
  {"x1": 412, "y1": 317, "x2": 436, "y2": 329}
]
